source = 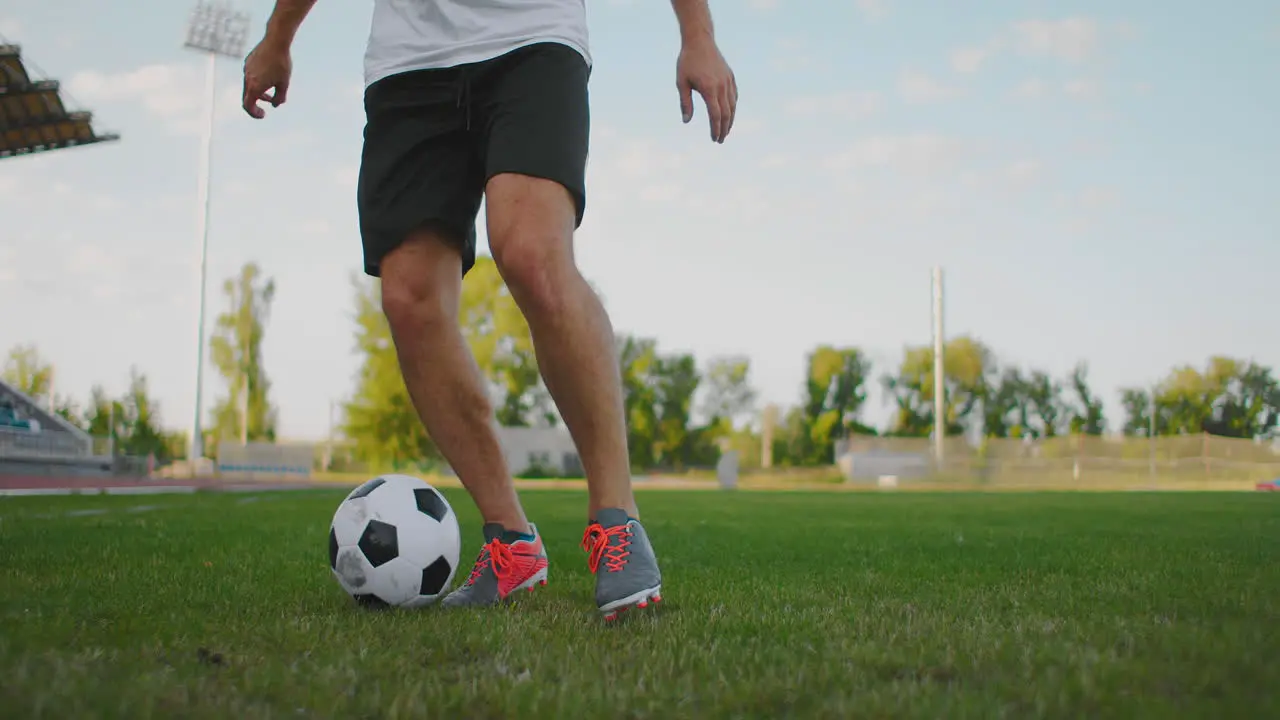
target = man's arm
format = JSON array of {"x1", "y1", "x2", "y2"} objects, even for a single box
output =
[
  {"x1": 670, "y1": 0, "x2": 715, "y2": 47},
  {"x1": 241, "y1": 0, "x2": 318, "y2": 118},
  {"x1": 262, "y1": 0, "x2": 319, "y2": 48},
  {"x1": 669, "y1": 0, "x2": 737, "y2": 143}
]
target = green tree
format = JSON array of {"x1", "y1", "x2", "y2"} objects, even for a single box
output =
[
  {"x1": 462, "y1": 258, "x2": 551, "y2": 427},
  {"x1": 795, "y1": 346, "x2": 873, "y2": 464},
  {"x1": 1067, "y1": 363, "x2": 1106, "y2": 435},
  {"x1": 2, "y1": 345, "x2": 83, "y2": 428},
  {"x1": 1025, "y1": 370, "x2": 1064, "y2": 438},
  {"x1": 1119, "y1": 387, "x2": 1155, "y2": 436},
  {"x1": 118, "y1": 368, "x2": 169, "y2": 458},
  {"x1": 1126, "y1": 357, "x2": 1280, "y2": 439},
  {"x1": 209, "y1": 262, "x2": 278, "y2": 445},
  {"x1": 617, "y1": 335, "x2": 660, "y2": 470},
  {"x1": 884, "y1": 336, "x2": 992, "y2": 437},
  {"x1": 85, "y1": 385, "x2": 125, "y2": 447},
  {"x1": 700, "y1": 356, "x2": 756, "y2": 432},
  {"x1": 342, "y1": 276, "x2": 437, "y2": 470},
  {"x1": 84, "y1": 370, "x2": 173, "y2": 460},
  {"x1": 982, "y1": 367, "x2": 1027, "y2": 438},
  {"x1": 3, "y1": 344, "x2": 53, "y2": 400},
  {"x1": 652, "y1": 352, "x2": 701, "y2": 469}
]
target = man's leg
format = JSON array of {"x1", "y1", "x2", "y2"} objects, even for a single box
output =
[
  {"x1": 357, "y1": 67, "x2": 546, "y2": 607},
  {"x1": 379, "y1": 232, "x2": 527, "y2": 533},
  {"x1": 483, "y1": 176, "x2": 635, "y2": 520},
  {"x1": 485, "y1": 175, "x2": 661, "y2": 619},
  {"x1": 476, "y1": 41, "x2": 661, "y2": 617}
]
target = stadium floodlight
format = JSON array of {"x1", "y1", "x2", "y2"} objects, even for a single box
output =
[{"x1": 183, "y1": 0, "x2": 251, "y2": 467}]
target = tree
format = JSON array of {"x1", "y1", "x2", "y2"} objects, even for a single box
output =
[
  {"x1": 84, "y1": 370, "x2": 175, "y2": 460},
  {"x1": 86, "y1": 385, "x2": 124, "y2": 443},
  {"x1": 2, "y1": 345, "x2": 83, "y2": 428},
  {"x1": 700, "y1": 356, "x2": 756, "y2": 431},
  {"x1": 3, "y1": 344, "x2": 53, "y2": 400},
  {"x1": 651, "y1": 352, "x2": 701, "y2": 469},
  {"x1": 342, "y1": 276, "x2": 438, "y2": 470},
  {"x1": 1119, "y1": 387, "x2": 1154, "y2": 436},
  {"x1": 461, "y1": 258, "x2": 551, "y2": 427},
  {"x1": 883, "y1": 336, "x2": 992, "y2": 437},
  {"x1": 1125, "y1": 357, "x2": 1280, "y2": 439},
  {"x1": 209, "y1": 262, "x2": 278, "y2": 445},
  {"x1": 617, "y1": 335, "x2": 660, "y2": 470},
  {"x1": 1025, "y1": 370, "x2": 1064, "y2": 438},
  {"x1": 793, "y1": 346, "x2": 873, "y2": 464},
  {"x1": 1067, "y1": 363, "x2": 1106, "y2": 435},
  {"x1": 982, "y1": 367, "x2": 1026, "y2": 438}
]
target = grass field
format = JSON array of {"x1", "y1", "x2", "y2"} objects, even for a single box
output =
[{"x1": 1, "y1": 488, "x2": 1277, "y2": 719}]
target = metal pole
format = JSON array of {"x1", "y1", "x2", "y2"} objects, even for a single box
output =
[
  {"x1": 1148, "y1": 384, "x2": 1156, "y2": 478},
  {"x1": 183, "y1": 0, "x2": 249, "y2": 464},
  {"x1": 932, "y1": 267, "x2": 946, "y2": 469},
  {"x1": 190, "y1": 49, "x2": 217, "y2": 463}
]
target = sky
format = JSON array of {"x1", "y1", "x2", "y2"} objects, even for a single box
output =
[{"x1": 1, "y1": 0, "x2": 1278, "y2": 442}]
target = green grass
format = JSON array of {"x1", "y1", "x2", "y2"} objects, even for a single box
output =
[{"x1": 1, "y1": 489, "x2": 1277, "y2": 719}]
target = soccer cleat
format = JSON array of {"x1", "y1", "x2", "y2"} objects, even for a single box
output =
[
  {"x1": 441, "y1": 522, "x2": 548, "y2": 608},
  {"x1": 581, "y1": 508, "x2": 662, "y2": 620}
]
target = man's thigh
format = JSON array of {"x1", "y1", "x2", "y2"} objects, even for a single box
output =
[
  {"x1": 357, "y1": 68, "x2": 486, "y2": 278},
  {"x1": 475, "y1": 42, "x2": 591, "y2": 230}
]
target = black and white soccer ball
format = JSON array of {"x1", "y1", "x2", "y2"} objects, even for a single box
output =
[{"x1": 328, "y1": 474, "x2": 461, "y2": 609}]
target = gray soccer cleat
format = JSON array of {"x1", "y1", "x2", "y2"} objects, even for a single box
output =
[
  {"x1": 441, "y1": 522, "x2": 548, "y2": 608},
  {"x1": 581, "y1": 508, "x2": 663, "y2": 621}
]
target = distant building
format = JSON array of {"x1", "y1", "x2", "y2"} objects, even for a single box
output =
[{"x1": 494, "y1": 426, "x2": 581, "y2": 477}]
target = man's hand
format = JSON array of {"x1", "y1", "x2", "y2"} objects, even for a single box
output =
[
  {"x1": 676, "y1": 39, "x2": 737, "y2": 143},
  {"x1": 241, "y1": 38, "x2": 292, "y2": 119}
]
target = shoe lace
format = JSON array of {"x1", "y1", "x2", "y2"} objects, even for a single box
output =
[
  {"x1": 464, "y1": 538, "x2": 515, "y2": 586},
  {"x1": 581, "y1": 522, "x2": 632, "y2": 574}
]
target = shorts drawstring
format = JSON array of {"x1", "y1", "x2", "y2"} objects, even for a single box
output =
[{"x1": 455, "y1": 68, "x2": 472, "y2": 130}]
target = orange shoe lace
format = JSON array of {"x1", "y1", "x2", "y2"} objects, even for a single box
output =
[
  {"x1": 581, "y1": 523, "x2": 632, "y2": 573},
  {"x1": 465, "y1": 537, "x2": 515, "y2": 586}
]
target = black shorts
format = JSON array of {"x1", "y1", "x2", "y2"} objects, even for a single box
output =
[{"x1": 356, "y1": 41, "x2": 591, "y2": 277}]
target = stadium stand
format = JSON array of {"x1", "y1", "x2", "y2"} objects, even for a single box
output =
[
  {"x1": 0, "y1": 377, "x2": 111, "y2": 476},
  {"x1": 0, "y1": 43, "x2": 120, "y2": 159}
]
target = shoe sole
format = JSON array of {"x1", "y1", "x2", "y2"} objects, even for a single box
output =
[{"x1": 599, "y1": 584, "x2": 662, "y2": 622}]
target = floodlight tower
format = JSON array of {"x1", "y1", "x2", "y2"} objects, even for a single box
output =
[
  {"x1": 932, "y1": 267, "x2": 946, "y2": 469},
  {"x1": 183, "y1": 0, "x2": 250, "y2": 464}
]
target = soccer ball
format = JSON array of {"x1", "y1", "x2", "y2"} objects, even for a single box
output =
[{"x1": 328, "y1": 474, "x2": 462, "y2": 609}]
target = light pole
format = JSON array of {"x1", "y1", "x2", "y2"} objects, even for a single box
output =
[{"x1": 183, "y1": 0, "x2": 250, "y2": 464}]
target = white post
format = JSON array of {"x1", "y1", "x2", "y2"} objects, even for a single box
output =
[
  {"x1": 183, "y1": 0, "x2": 250, "y2": 465},
  {"x1": 190, "y1": 49, "x2": 216, "y2": 463},
  {"x1": 932, "y1": 267, "x2": 946, "y2": 470}
]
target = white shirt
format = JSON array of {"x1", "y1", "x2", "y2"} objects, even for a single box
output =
[{"x1": 363, "y1": 0, "x2": 591, "y2": 88}]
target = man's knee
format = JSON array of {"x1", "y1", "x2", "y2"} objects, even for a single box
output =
[
  {"x1": 379, "y1": 234, "x2": 462, "y2": 334},
  {"x1": 486, "y1": 174, "x2": 578, "y2": 317}
]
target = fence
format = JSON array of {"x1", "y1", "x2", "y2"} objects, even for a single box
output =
[
  {"x1": 0, "y1": 426, "x2": 93, "y2": 459},
  {"x1": 836, "y1": 433, "x2": 1280, "y2": 489}
]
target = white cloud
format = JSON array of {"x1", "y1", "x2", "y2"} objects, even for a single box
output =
[
  {"x1": 950, "y1": 45, "x2": 995, "y2": 74},
  {"x1": 1013, "y1": 78, "x2": 1048, "y2": 99},
  {"x1": 0, "y1": 17, "x2": 20, "y2": 38},
  {"x1": 68, "y1": 64, "x2": 200, "y2": 117},
  {"x1": 898, "y1": 69, "x2": 961, "y2": 104},
  {"x1": 855, "y1": 0, "x2": 889, "y2": 20},
  {"x1": 612, "y1": 141, "x2": 684, "y2": 179},
  {"x1": 1004, "y1": 159, "x2": 1043, "y2": 188},
  {"x1": 785, "y1": 91, "x2": 881, "y2": 119},
  {"x1": 1012, "y1": 18, "x2": 1101, "y2": 63},
  {"x1": 825, "y1": 134, "x2": 968, "y2": 175},
  {"x1": 65, "y1": 63, "x2": 241, "y2": 135},
  {"x1": 1064, "y1": 79, "x2": 1100, "y2": 99},
  {"x1": 1077, "y1": 186, "x2": 1118, "y2": 211}
]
